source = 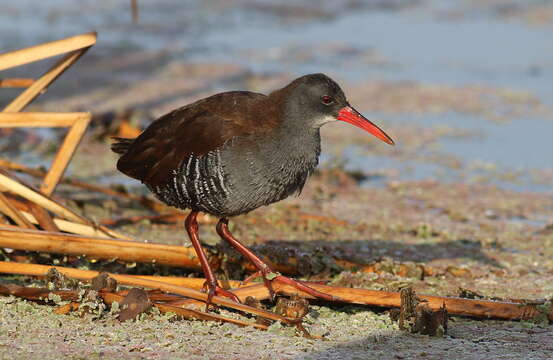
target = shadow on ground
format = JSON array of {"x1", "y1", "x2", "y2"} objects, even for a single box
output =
[
  {"x1": 248, "y1": 237, "x2": 502, "y2": 276},
  {"x1": 292, "y1": 317, "x2": 553, "y2": 360}
]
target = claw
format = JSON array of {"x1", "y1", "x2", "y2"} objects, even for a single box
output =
[{"x1": 202, "y1": 281, "x2": 241, "y2": 311}]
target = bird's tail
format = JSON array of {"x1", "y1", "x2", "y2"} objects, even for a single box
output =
[{"x1": 111, "y1": 137, "x2": 134, "y2": 155}]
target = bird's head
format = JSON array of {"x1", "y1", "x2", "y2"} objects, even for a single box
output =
[{"x1": 284, "y1": 73, "x2": 394, "y2": 145}]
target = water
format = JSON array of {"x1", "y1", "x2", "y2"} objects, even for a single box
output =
[{"x1": 1, "y1": 1, "x2": 552, "y2": 192}]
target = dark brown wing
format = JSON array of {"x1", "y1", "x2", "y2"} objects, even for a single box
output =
[{"x1": 115, "y1": 91, "x2": 276, "y2": 187}]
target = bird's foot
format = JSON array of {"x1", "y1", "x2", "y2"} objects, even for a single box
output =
[
  {"x1": 202, "y1": 281, "x2": 241, "y2": 311},
  {"x1": 242, "y1": 270, "x2": 337, "y2": 302}
]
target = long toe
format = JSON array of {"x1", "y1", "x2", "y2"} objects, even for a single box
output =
[
  {"x1": 272, "y1": 275, "x2": 338, "y2": 301},
  {"x1": 203, "y1": 283, "x2": 241, "y2": 311},
  {"x1": 213, "y1": 287, "x2": 241, "y2": 303}
]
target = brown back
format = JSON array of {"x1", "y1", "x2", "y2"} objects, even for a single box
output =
[{"x1": 116, "y1": 90, "x2": 283, "y2": 187}]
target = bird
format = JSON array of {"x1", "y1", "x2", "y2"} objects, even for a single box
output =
[{"x1": 112, "y1": 73, "x2": 394, "y2": 308}]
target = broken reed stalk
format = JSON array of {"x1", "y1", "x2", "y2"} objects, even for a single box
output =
[
  {"x1": 0, "y1": 32, "x2": 97, "y2": 72},
  {"x1": 0, "y1": 78, "x2": 34, "y2": 88},
  {"x1": 0, "y1": 225, "x2": 359, "y2": 276},
  {"x1": 104, "y1": 292, "x2": 267, "y2": 329},
  {"x1": 105, "y1": 277, "x2": 295, "y2": 322},
  {"x1": 0, "y1": 283, "x2": 267, "y2": 330},
  {"x1": 231, "y1": 282, "x2": 552, "y2": 322},
  {"x1": 100, "y1": 213, "x2": 188, "y2": 227},
  {"x1": 0, "y1": 192, "x2": 35, "y2": 229},
  {"x1": 0, "y1": 194, "x2": 130, "y2": 240},
  {"x1": 28, "y1": 202, "x2": 60, "y2": 232},
  {"x1": 0, "y1": 283, "x2": 79, "y2": 302},
  {"x1": 2, "y1": 261, "x2": 551, "y2": 322},
  {"x1": 0, "y1": 261, "x2": 241, "y2": 289},
  {"x1": 0, "y1": 159, "x2": 53, "y2": 178},
  {"x1": 0, "y1": 158, "x2": 171, "y2": 211},
  {"x1": 39, "y1": 115, "x2": 90, "y2": 196},
  {"x1": 0, "y1": 227, "x2": 202, "y2": 269},
  {"x1": 108, "y1": 294, "x2": 267, "y2": 330},
  {"x1": 0, "y1": 173, "x2": 88, "y2": 224},
  {"x1": 0, "y1": 112, "x2": 90, "y2": 128},
  {"x1": 0, "y1": 114, "x2": 92, "y2": 197},
  {"x1": 0, "y1": 261, "x2": 290, "y2": 324},
  {"x1": 54, "y1": 302, "x2": 80, "y2": 315},
  {"x1": 18, "y1": 210, "x2": 116, "y2": 238},
  {"x1": 0, "y1": 158, "x2": 140, "y2": 200},
  {"x1": 0, "y1": 169, "x2": 129, "y2": 239},
  {"x1": 397, "y1": 287, "x2": 448, "y2": 336}
]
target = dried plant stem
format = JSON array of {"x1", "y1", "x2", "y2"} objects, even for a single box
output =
[
  {"x1": 232, "y1": 282, "x2": 552, "y2": 321},
  {"x1": 0, "y1": 159, "x2": 142, "y2": 200},
  {"x1": 0, "y1": 32, "x2": 96, "y2": 72},
  {"x1": 0, "y1": 173, "x2": 87, "y2": 224},
  {"x1": 0, "y1": 225, "x2": 319, "y2": 275},
  {"x1": 28, "y1": 203, "x2": 60, "y2": 232},
  {"x1": 18, "y1": 210, "x2": 109, "y2": 238},
  {"x1": 0, "y1": 261, "x2": 292, "y2": 324},
  {"x1": 0, "y1": 227, "x2": 200, "y2": 268},
  {"x1": 0, "y1": 159, "x2": 130, "y2": 199},
  {"x1": 0, "y1": 159, "x2": 174, "y2": 213},
  {"x1": 0, "y1": 283, "x2": 266, "y2": 329},
  {"x1": 102, "y1": 276, "x2": 290, "y2": 322},
  {"x1": 40, "y1": 115, "x2": 90, "y2": 196},
  {"x1": 2, "y1": 261, "x2": 550, "y2": 322},
  {"x1": 0, "y1": 192, "x2": 129, "y2": 240},
  {"x1": 0, "y1": 78, "x2": 34, "y2": 88},
  {"x1": 0, "y1": 112, "x2": 90, "y2": 128},
  {"x1": 54, "y1": 302, "x2": 80, "y2": 315},
  {"x1": 102, "y1": 292, "x2": 267, "y2": 329},
  {"x1": 0, "y1": 261, "x2": 242, "y2": 289},
  {"x1": 0, "y1": 192, "x2": 35, "y2": 229},
  {"x1": 0, "y1": 283, "x2": 79, "y2": 302}
]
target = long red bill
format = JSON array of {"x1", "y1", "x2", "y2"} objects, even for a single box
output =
[{"x1": 337, "y1": 106, "x2": 394, "y2": 145}]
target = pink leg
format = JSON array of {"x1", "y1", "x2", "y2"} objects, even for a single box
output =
[
  {"x1": 216, "y1": 218, "x2": 336, "y2": 301},
  {"x1": 185, "y1": 211, "x2": 240, "y2": 310}
]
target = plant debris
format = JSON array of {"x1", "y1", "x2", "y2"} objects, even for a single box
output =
[
  {"x1": 275, "y1": 295, "x2": 310, "y2": 320},
  {"x1": 392, "y1": 287, "x2": 448, "y2": 337},
  {"x1": 117, "y1": 288, "x2": 152, "y2": 322},
  {"x1": 90, "y1": 272, "x2": 118, "y2": 292}
]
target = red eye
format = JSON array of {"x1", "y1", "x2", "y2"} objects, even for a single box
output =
[{"x1": 321, "y1": 95, "x2": 333, "y2": 105}]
